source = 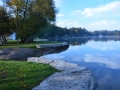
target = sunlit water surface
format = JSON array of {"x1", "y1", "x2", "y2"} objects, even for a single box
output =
[{"x1": 41, "y1": 38, "x2": 120, "y2": 90}]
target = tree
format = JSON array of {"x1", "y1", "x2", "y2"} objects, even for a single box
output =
[
  {"x1": 6, "y1": 0, "x2": 57, "y2": 43},
  {"x1": 0, "y1": 6, "x2": 14, "y2": 45}
]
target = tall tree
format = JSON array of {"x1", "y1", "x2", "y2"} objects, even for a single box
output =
[
  {"x1": 0, "y1": 6, "x2": 14, "y2": 45},
  {"x1": 6, "y1": 0, "x2": 57, "y2": 43}
]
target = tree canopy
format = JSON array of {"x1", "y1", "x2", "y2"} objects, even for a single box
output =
[
  {"x1": 0, "y1": 6, "x2": 15, "y2": 45},
  {"x1": 5, "y1": 0, "x2": 57, "y2": 43}
]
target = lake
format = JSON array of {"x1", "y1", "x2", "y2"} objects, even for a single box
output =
[{"x1": 41, "y1": 37, "x2": 120, "y2": 90}]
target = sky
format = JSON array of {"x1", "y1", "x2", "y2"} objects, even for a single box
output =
[
  {"x1": 0, "y1": 0, "x2": 120, "y2": 31},
  {"x1": 54, "y1": 0, "x2": 120, "y2": 31},
  {"x1": 0, "y1": 0, "x2": 2, "y2": 6}
]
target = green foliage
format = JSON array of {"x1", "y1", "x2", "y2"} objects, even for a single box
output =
[
  {"x1": 92, "y1": 30, "x2": 120, "y2": 36},
  {"x1": 6, "y1": 0, "x2": 57, "y2": 43},
  {"x1": 38, "y1": 24, "x2": 91, "y2": 38},
  {"x1": 0, "y1": 6, "x2": 15, "y2": 34},
  {"x1": 0, "y1": 60, "x2": 58, "y2": 90},
  {"x1": 0, "y1": 6, "x2": 15, "y2": 45}
]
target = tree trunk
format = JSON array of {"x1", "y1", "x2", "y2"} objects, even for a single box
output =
[
  {"x1": 0, "y1": 36, "x2": 4, "y2": 45},
  {"x1": 19, "y1": 37, "x2": 34, "y2": 43},
  {"x1": 3, "y1": 34, "x2": 7, "y2": 44},
  {"x1": 0, "y1": 34, "x2": 7, "y2": 45}
]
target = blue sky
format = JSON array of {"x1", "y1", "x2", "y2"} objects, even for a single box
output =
[
  {"x1": 0, "y1": 0, "x2": 120, "y2": 31},
  {"x1": 0, "y1": 0, "x2": 2, "y2": 5},
  {"x1": 54, "y1": 0, "x2": 120, "y2": 31}
]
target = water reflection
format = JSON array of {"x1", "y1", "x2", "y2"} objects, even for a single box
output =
[
  {"x1": 43, "y1": 37, "x2": 120, "y2": 90},
  {"x1": 49, "y1": 36, "x2": 120, "y2": 46},
  {"x1": 84, "y1": 54, "x2": 120, "y2": 69}
]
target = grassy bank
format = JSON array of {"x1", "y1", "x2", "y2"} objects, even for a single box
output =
[
  {"x1": 0, "y1": 60, "x2": 58, "y2": 90},
  {"x1": 0, "y1": 40, "x2": 59, "y2": 49}
]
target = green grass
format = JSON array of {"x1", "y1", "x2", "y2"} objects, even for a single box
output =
[
  {"x1": 0, "y1": 40, "x2": 59, "y2": 49},
  {"x1": 0, "y1": 60, "x2": 58, "y2": 90}
]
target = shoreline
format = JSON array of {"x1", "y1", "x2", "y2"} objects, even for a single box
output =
[
  {"x1": 0, "y1": 45, "x2": 69, "y2": 60},
  {"x1": 28, "y1": 57, "x2": 98, "y2": 90},
  {"x1": 0, "y1": 42, "x2": 98, "y2": 90}
]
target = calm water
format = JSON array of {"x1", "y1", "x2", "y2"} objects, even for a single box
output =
[{"x1": 41, "y1": 37, "x2": 120, "y2": 90}]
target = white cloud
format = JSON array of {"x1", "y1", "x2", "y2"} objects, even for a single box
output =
[
  {"x1": 56, "y1": 19, "x2": 82, "y2": 28},
  {"x1": 87, "y1": 20, "x2": 117, "y2": 30},
  {"x1": 89, "y1": 20, "x2": 116, "y2": 27},
  {"x1": 57, "y1": 14, "x2": 64, "y2": 17},
  {"x1": 81, "y1": 1, "x2": 120, "y2": 17},
  {"x1": 71, "y1": 10, "x2": 82, "y2": 16}
]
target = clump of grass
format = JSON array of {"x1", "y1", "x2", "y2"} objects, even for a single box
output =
[{"x1": 0, "y1": 60, "x2": 58, "y2": 90}]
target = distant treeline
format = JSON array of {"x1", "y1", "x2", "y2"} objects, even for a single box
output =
[
  {"x1": 49, "y1": 37, "x2": 120, "y2": 46},
  {"x1": 38, "y1": 24, "x2": 120, "y2": 38}
]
